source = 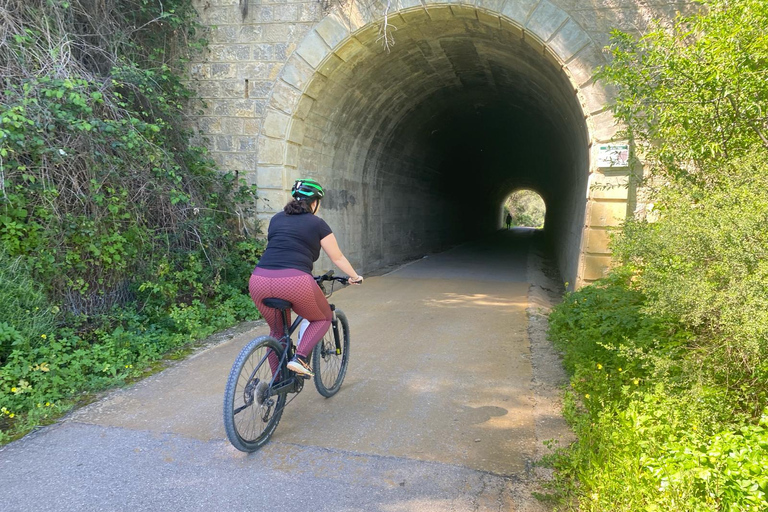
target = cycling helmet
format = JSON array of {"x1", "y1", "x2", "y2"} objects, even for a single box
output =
[{"x1": 291, "y1": 178, "x2": 325, "y2": 201}]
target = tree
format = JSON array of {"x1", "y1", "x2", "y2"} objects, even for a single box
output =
[{"x1": 599, "y1": 0, "x2": 768, "y2": 415}]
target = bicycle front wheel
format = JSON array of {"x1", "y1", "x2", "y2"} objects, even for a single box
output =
[
  {"x1": 312, "y1": 309, "x2": 350, "y2": 397},
  {"x1": 223, "y1": 336, "x2": 287, "y2": 452}
]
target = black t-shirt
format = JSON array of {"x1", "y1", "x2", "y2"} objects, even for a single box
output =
[{"x1": 256, "y1": 212, "x2": 333, "y2": 274}]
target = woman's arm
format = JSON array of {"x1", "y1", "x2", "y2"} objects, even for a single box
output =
[{"x1": 320, "y1": 233, "x2": 363, "y2": 283}]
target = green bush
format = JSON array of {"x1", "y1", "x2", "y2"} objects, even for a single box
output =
[
  {"x1": 0, "y1": 251, "x2": 56, "y2": 363},
  {"x1": 546, "y1": 275, "x2": 768, "y2": 511},
  {"x1": 0, "y1": 0, "x2": 264, "y2": 442},
  {"x1": 545, "y1": 2, "x2": 768, "y2": 508}
]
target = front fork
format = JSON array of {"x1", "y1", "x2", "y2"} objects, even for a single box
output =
[{"x1": 330, "y1": 305, "x2": 341, "y2": 355}]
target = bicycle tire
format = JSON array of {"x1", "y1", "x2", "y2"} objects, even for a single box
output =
[
  {"x1": 223, "y1": 335, "x2": 287, "y2": 452},
  {"x1": 312, "y1": 308, "x2": 350, "y2": 397}
]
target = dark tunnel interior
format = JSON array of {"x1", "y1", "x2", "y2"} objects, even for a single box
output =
[{"x1": 294, "y1": 8, "x2": 590, "y2": 284}]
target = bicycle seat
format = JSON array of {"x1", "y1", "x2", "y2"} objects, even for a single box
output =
[{"x1": 262, "y1": 298, "x2": 292, "y2": 310}]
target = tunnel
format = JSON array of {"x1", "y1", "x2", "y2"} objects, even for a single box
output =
[{"x1": 283, "y1": 7, "x2": 591, "y2": 285}]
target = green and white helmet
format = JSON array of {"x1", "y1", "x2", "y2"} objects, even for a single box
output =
[{"x1": 291, "y1": 178, "x2": 325, "y2": 201}]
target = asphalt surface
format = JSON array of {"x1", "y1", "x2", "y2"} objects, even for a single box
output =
[{"x1": 1, "y1": 229, "x2": 568, "y2": 512}]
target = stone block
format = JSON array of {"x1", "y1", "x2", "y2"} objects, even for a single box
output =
[
  {"x1": 499, "y1": 17, "x2": 524, "y2": 38},
  {"x1": 565, "y1": 42, "x2": 605, "y2": 86},
  {"x1": 426, "y1": 5, "x2": 454, "y2": 21},
  {"x1": 221, "y1": 117, "x2": 245, "y2": 135},
  {"x1": 256, "y1": 166, "x2": 285, "y2": 189},
  {"x1": 282, "y1": 56, "x2": 315, "y2": 89},
  {"x1": 317, "y1": 53, "x2": 344, "y2": 78},
  {"x1": 263, "y1": 110, "x2": 290, "y2": 138},
  {"x1": 215, "y1": 135, "x2": 234, "y2": 152},
  {"x1": 270, "y1": 79, "x2": 301, "y2": 113},
  {"x1": 285, "y1": 142, "x2": 300, "y2": 167},
  {"x1": 522, "y1": 31, "x2": 545, "y2": 52},
  {"x1": 273, "y1": 4, "x2": 299, "y2": 22},
  {"x1": 475, "y1": 0, "x2": 503, "y2": 14},
  {"x1": 304, "y1": 74, "x2": 328, "y2": 100},
  {"x1": 526, "y1": 0, "x2": 568, "y2": 42},
  {"x1": 334, "y1": 37, "x2": 365, "y2": 62},
  {"x1": 258, "y1": 137, "x2": 286, "y2": 165},
  {"x1": 196, "y1": 116, "x2": 222, "y2": 135},
  {"x1": 316, "y1": 14, "x2": 350, "y2": 50},
  {"x1": 287, "y1": 119, "x2": 306, "y2": 144},
  {"x1": 239, "y1": 25, "x2": 263, "y2": 43},
  {"x1": 247, "y1": 80, "x2": 273, "y2": 99},
  {"x1": 589, "y1": 173, "x2": 630, "y2": 200},
  {"x1": 237, "y1": 62, "x2": 280, "y2": 80},
  {"x1": 589, "y1": 110, "x2": 620, "y2": 143},
  {"x1": 233, "y1": 98, "x2": 266, "y2": 117},
  {"x1": 296, "y1": 30, "x2": 332, "y2": 69},
  {"x1": 587, "y1": 200, "x2": 627, "y2": 227},
  {"x1": 450, "y1": 5, "x2": 478, "y2": 19},
  {"x1": 258, "y1": 188, "x2": 290, "y2": 213},
  {"x1": 222, "y1": 79, "x2": 251, "y2": 98},
  {"x1": 582, "y1": 254, "x2": 612, "y2": 281},
  {"x1": 299, "y1": 2, "x2": 322, "y2": 23},
  {"x1": 583, "y1": 227, "x2": 613, "y2": 255},
  {"x1": 500, "y1": 0, "x2": 537, "y2": 25},
  {"x1": 238, "y1": 136, "x2": 258, "y2": 152},
  {"x1": 548, "y1": 18, "x2": 591, "y2": 63},
  {"x1": 295, "y1": 94, "x2": 315, "y2": 120},
  {"x1": 398, "y1": 8, "x2": 429, "y2": 30},
  {"x1": 190, "y1": 63, "x2": 211, "y2": 79},
  {"x1": 211, "y1": 63, "x2": 236, "y2": 79},
  {"x1": 221, "y1": 152, "x2": 258, "y2": 171},
  {"x1": 580, "y1": 81, "x2": 612, "y2": 115},
  {"x1": 212, "y1": 101, "x2": 233, "y2": 117},
  {"x1": 244, "y1": 118, "x2": 263, "y2": 135},
  {"x1": 263, "y1": 24, "x2": 293, "y2": 43},
  {"x1": 354, "y1": 24, "x2": 381, "y2": 45},
  {"x1": 544, "y1": 46, "x2": 561, "y2": 68},
  {"x1": 476, "y1": 10, "x2": 501, "y2": 28},
  {"x1": 211, "y1": 25, "x2": 239, "y2": 44}
]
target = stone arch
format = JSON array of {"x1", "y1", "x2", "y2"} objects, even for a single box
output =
[{"x1": 254, "y1": 0, "x2": 622, "y2": 288}]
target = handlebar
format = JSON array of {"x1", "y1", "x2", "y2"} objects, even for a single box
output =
[{"x1": 314, "y1": 270, "x2": 350, "y2": 285}]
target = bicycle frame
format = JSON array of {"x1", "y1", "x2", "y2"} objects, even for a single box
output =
[{"x1": 269, "y1": 304, "x2": 341, "y2": 396}]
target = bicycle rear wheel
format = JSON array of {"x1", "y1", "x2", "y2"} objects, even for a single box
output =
[
  {"x1": 223, "y1": 336, "x2": 287, "y2": 452},
  {"x1": 312, "y1": 309, "x2": 350, "y2": 397}
]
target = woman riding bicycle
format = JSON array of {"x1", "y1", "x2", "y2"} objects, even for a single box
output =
[{"x1": 249, "y1": 178, "x2": 363, "y2": 377}]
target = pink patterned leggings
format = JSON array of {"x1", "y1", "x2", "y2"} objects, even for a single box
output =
[{"x1": 249, "y1": 268, "x2": 332, "y2": 374}]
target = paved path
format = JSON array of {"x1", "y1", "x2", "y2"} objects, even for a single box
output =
[{"x1": 1, "y1": 230, "x2": 568, "y2": 512}]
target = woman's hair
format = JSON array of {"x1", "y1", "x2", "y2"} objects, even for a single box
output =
[{"x1": 284, "y1": 198, "x2": 316, "y2": 215}]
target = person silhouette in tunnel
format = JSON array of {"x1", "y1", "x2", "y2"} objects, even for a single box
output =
[
  {"x1": 248, "y1": 178, "x2": 363, "y2": 377},
  {"x1": 505, "y1": 212, "x2": 512, "y2": 230}
]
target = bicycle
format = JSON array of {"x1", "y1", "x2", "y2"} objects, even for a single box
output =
[{"x1": 223, "y1": 271, "x2": 352, "y2": 452}]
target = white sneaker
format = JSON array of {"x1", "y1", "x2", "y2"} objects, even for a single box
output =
[{"x1": 287, "y1": 356, "x2": 314, "y2": 377}]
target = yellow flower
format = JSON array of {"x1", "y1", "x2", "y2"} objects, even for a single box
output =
[
  {"x1": 9, "y1": 413, "x2": 14, "y2": 418},
  {"x1": 618, "y1": 367, "x2": 623, "y2": 372},
  {"x1": 633, "y1": 379, "x2": 639, "y2": 385},
  {"x1": 596, "y1": 364, "x2": 603, "y2": 370},
  {"x1": 41, "y1": 334, "x2": 47, "y2": 339},
  {"x1": 11, "y1": 387, "x2": 17, "y2": 393},
  {"x1": 45, "y1": 402, "x2": 51, "y2": 407},
  {"x1": 585, "y1": 394, "x2": 591, "y2": 399}
]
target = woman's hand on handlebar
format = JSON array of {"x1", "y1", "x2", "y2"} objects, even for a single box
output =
[{"x1": 348, "y1": 275, "x2": 363, "y2": 285}]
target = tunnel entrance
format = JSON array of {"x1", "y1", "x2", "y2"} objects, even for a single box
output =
[{"x1": 258, "y1": 5, "x2": 598, "y2": 287}]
